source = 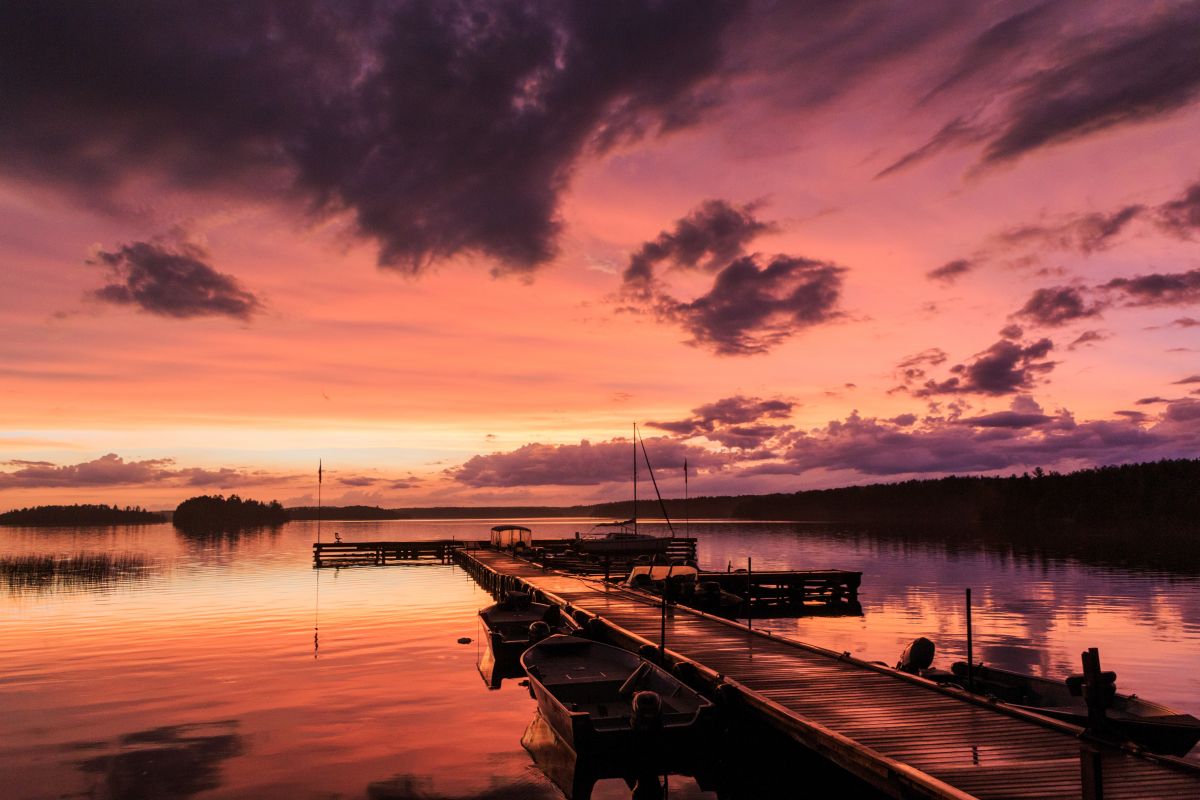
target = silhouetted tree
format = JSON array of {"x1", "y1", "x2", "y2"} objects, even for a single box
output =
[{"x1": 173, "y1": 494, "x2": 287, "y2": 532}]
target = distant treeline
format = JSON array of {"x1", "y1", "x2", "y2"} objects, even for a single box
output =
[
  {"x1": 286, "y1": 504, "x2": 579, "y2": 520},
  {"x1": 588, "y1": 460, "x2": 1200, "y2": 529},
  {"x1": 292, "y1": 460, "x2": 1200, "y2": 532},
  {"x1": 0, "y1": 504, "x2": 166, "y2": 526},
  {"x1": 173, "y1": 494, "x2": 288, "y2": 532}
]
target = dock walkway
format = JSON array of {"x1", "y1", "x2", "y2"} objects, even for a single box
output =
[{"x1": 456, "y1": 547, "x2": 1200, "y2": 800}]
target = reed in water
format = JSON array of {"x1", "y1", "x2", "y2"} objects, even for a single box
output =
[{"x1": 0, "y1": 552, "x2": 156, "y2": 591}]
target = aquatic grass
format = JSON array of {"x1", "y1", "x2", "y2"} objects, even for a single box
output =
[{"x1": 0, "y1": 551, "x2": 158, "y2": 592}]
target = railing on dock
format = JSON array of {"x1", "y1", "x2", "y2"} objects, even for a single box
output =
[
  {"x1": 453, "y1": 547, "x2": 1200, "y2": 800},
  {"x1": 312, "y1": 539, "x2": 470, "y2": 567}
]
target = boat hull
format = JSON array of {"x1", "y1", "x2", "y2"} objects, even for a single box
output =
[
  {"x1": 948, "y1": 662, "x2": 1200, "y2": 756},
  {"x1": 521, "y1": 635, "x2": 715, "y2": 763},
  {"x1": 577, "y1": 537, "x2": 672, "y2": 555}
]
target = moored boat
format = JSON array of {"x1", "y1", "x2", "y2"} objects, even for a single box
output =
[
  {"x1": 489, "y1": 524, "x2": 533, "y2": 550},
  {"x1": 477, "y1": 591, "x2": 568, "y2": 688},
  {"x1": 575, "y1": 520, "x2": 671, "y2": 555},
  {"x1": 943, "y1": 661, "x2": 1200, "y2": 756},
  {"x1": 520, "y1": 634, "x2": 714, "y2": 759},
  {"x1": 624, "y1": 564, "x2": 743, "y2": 617}
]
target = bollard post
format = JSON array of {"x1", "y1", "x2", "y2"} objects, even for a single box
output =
[
  {"x1": 1080, "y1": 743, "x2": 1104, "y2": 800},
  {"x1": 965, "y1": 588, "x2": 974, "y2": 693}
]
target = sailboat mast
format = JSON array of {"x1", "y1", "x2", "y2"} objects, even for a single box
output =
[{"x1": 632, "y1": 423, "x2": 638, "y2": 535}]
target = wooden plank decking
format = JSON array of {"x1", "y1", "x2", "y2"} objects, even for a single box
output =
[{"x1": 456, "y1": 547, "x2": 1200, "y2": 800}]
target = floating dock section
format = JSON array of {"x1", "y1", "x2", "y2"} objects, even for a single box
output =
[
  {"x1": 312, "y1": 539, "x2": 463, "y2": 566},
  {"x1": 313, "y1": 538, "x2": 861, "y2": 615},
  {"x1": 455, "y1": 546, "x2": 1200, "y2": 800}
]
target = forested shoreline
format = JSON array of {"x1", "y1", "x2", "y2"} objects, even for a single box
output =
[
  {"x1": 296, "y1": 459, "x2": 1200, "y2": 528},
  {"x1": 0, "y1": 504, "x2": 165, "y2": 526}
]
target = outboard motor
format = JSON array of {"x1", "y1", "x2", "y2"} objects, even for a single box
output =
[
  {"x1": 897, "y1": 637, "x2": 936, "y2": 675},
  {"x1": 528, "y1": 620, "x2": 551, "y2": 643},
  {"x1": 504, "y1": 591, "x2": 532, "y2": 610},
  {"x1": 630, "y1": 690, "x2": 663, "y2": 733}
]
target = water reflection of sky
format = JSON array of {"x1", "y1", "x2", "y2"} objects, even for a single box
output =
[{"x1": 0, "y1": 518, "x2": 1196, "y2": 798}]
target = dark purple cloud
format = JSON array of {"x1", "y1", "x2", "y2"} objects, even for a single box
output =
[
  {"x1": 915, "y1": 337, "x2": 1055, "y2": 397},
  {"x1": 1135, "y1": 396, "x2": 1176, "y2": 405},
  {"x1": 926, "y1": 258, "x2": 976, "y2": 284},
  {"x1": 90, "y1": 241, "x2": 261, "y2": 320},
  {"x1": 1157, "y1": 181, "x2": 1200, "y2": 237},
  {"x1": 646, "y1": 395, "x2": 795, "y2": 449},
  {"x1": 0, "y1": 453, "x2": 281, "y2": 489},
  {"x1": 984, "y1": 4, "x2": 1200, "y2": 164},
  {"x1": 894, "y1": 348, "x2": 949, "y2": 385},
  {"x1": 654, "y1": 255, "x2": 846, "y2": 356},
  {"x1": 617, "y1": 200, "x2": 844, "y2": 355},
  {"x1": 999, "y1": 324, "x2": 1024, "y2": 340},
  {"x1": 749, "y1": 405, "x2": 1196, "y2": 479},
  {"x1": 0, "y1": 1, "x2": 746, "y2": 274},
  {"x1": 0, "y1": 453, "x2": 172, "y2": 488},
  {"x1": 996, "y1": 205, "x2": 1146, "y2": 254},
  {"x1": 1170, "y1": 317, "x2": 1200, "y2": 328},
  {"x1": 1164, "y1": 398, "x2": 1200, "y2": 422},
  {"x1": 448, "y1": 437, "x2": 712, "y2": 488},
  {"x1": 338, "y1": 476, "x2": 377, "y2": 487},
  {"x1": 450, "y1": 387, "x2": 1200, "y2": 488},
  {"x1": 918, "y1": 2, "x2": 1062, "y2": 104},
  {"x1": 1068, "y1": 329, "x2": 1108, "y2": 350},
  {"x1": 1013, "y1": 286, "x2": 1105, "y2": 327},
  {"x1": 622, "y1": 199, "x2": 773, "y2": 293},
  {"x1": 882, "y1": 5, "x2": 1200, "y2": 174},
  {"x1": 1102, "y1": 268, "x2": 1200, "y2": 307},
  {"x1": 957, "y1": 410, "x2": 1052, "y2": 429},
  {"x1": 1173, "y1": 375, "x2": 1200, "y2": 385}
]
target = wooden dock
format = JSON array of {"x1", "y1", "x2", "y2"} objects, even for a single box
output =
[
  {"x1": 313, "y1": 538, "x2": 862, "y2": 615},
  {"x1": 312, "y1": 539, "x2": 463, "y2": 566},
  {"x1": 455, "y1": 546, "x2": 1200, "y2": 800}
]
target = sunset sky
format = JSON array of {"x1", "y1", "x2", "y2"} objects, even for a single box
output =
[{"x1": 3, "y1": 1, "x2": 1200, "y2": 509}]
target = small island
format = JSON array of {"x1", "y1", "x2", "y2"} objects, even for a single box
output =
[
  {"x1": 0, "y1": 504, "x2": 166, "y2": 526},
  {"x1": 173, "y1": 494, "x2": 288, "y2": 532}
]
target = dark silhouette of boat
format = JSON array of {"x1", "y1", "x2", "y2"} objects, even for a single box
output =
[
  {"x1": 939, "y1": 661, "x2": 1200, "y2": 756},
  {"x1": 520, "y1": 635, "x2": 713, "y2": 759},
  {"x1": 477, "y1": 592, "x2": 569, "y2": 689},
  {"x1": 623, "y1": 564, "x2": 742, "y2": 617},
  {"x1": 575, "y1": 520, "x2": 671, "y2": 555}
]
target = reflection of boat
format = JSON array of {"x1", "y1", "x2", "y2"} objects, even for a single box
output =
[
  {"x1": 576, "y1": 520, "x2": 671, "y2": 555},
  {"x1": 624, "y1": 564, "x2": 742, "y2": 617},
  {"x1": 477, "y1": 592, "x2": 568, "y2": 689},
  {"x1": 943, "y1": 661, "x2": 1200, "y2": 756},
  {"x1": 520, "y1": 635, "x2": 713, "y2": 758}
]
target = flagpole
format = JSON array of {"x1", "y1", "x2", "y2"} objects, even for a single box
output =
[
  {"x1": 317, "y1": 459, "x2": 322, "y2": 545},
  {"x1": 632, "y1": 423, "x2": 638, "y2": 536},
  {"x1": 684, "y1": 457, "x2": 689, "y2": 539}
]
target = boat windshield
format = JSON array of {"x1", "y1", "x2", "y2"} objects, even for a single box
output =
[{"x1": 624, "y1": 565, "x2": 698, "y2": 584}]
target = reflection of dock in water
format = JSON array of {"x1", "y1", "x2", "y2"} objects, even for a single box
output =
[{"x1": 458, "y1": 547, "x2": 1200, "y2": 800}]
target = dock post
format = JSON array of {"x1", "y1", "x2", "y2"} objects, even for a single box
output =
[
  {"x1": 1080, "y1": 743, "x2": 1104, "y2": 800},
  {"x1": 746, "y1": 557, "x2": 753, "y2": 630},
  {"x1": 965, "y1": 588, "x2": 974, "y2": 693}
]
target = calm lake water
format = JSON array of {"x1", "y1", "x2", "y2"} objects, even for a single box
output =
[{"x1": 2, "y1": 519, "x2": 1198, "y2": 799}]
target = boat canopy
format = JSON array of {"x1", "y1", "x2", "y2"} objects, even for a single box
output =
[{"x1": 490, "y1": 524, "x2": 533, "y2": 548}]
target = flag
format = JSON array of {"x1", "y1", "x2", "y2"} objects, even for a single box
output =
[
  {"x1": 683, "y1": 457, "x2": 688, "y2": 476},
  {"x1": 318, "y1": 459, "x2": 323, "y2": 484}
]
